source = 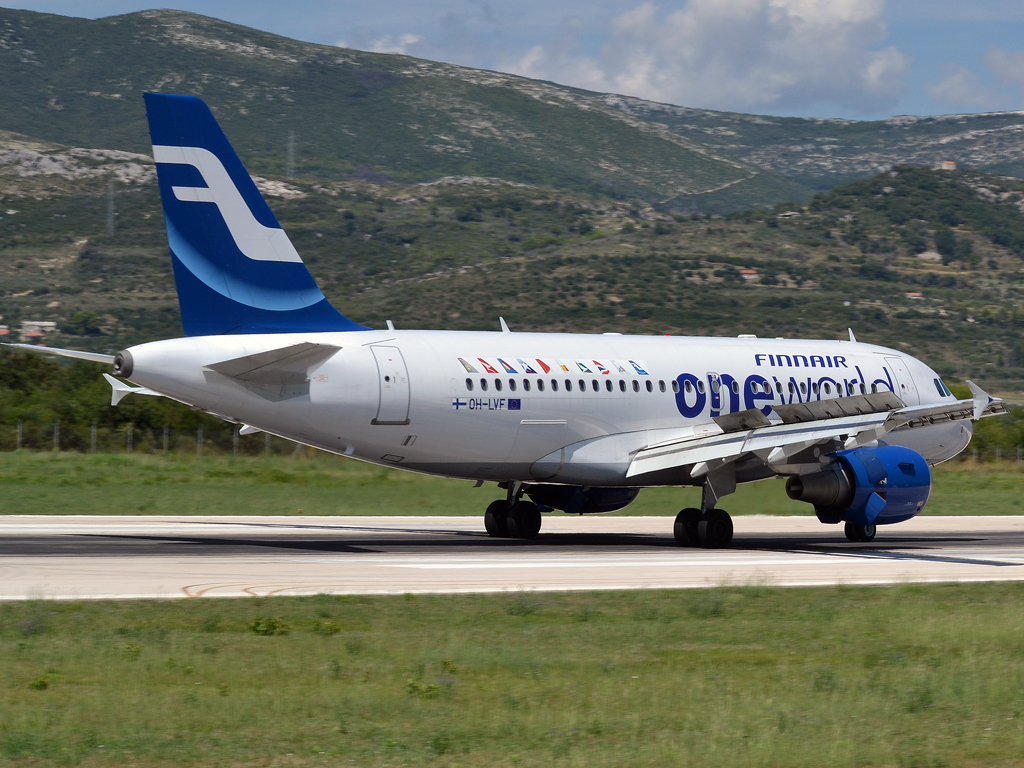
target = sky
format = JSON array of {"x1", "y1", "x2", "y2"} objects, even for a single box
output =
[{"x1": 7, "y1": 0, "x2": 1024, "y2": 121}]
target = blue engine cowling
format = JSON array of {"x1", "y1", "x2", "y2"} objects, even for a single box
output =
[
  {"x1": 785, "y1": 445, "x2": 932, "y2": 526},
  {"x1": 525, "y1": 485, "x2": 640, "y2": 514}
]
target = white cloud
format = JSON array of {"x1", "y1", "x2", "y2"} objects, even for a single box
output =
[
  {"x1": 986, "y1": 47, "x2": 1024, "y2": 85},
  {"x1": 503, "y1": 0, "x2": 909, "y2": 114},
  {"x1": 926, "y1": 66, "x2": 1000, "y2": 109},
  {"x1": 367, "y1": 33, "x2": 426, "y2": 55}
]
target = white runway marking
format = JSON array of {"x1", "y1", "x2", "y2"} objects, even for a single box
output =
[{"x1": 4, "y1": 514, "x2": 1024, "y2": 600}]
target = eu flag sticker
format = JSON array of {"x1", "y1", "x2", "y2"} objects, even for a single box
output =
[{"x1": 508, "y1": 399, "x2": 521, "y2": 410}]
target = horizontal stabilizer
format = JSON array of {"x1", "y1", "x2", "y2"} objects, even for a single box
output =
[
  {"x1": 3, "y1": 343, "x2": 114, "y2": 365},
  {"x1": 205, "y1": 342, "x2": 341, "y2": 386},
  {"x1": 102, "y1": 373, "x2": 163, "y2": 406}
]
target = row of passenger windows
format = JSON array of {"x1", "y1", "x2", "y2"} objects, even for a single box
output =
[
  {"x1": 466, "y1": 376, "x2": 877, "y2": 397},
  {"x1": 466, "y1": 377, "x2": 675, "y2": 394}
]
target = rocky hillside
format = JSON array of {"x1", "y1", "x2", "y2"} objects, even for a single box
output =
[{"x1": 2, "y1": 7, "x2": 1024, "y2": 211}]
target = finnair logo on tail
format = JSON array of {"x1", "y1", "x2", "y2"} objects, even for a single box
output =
[{"x1": 153, "y1": 145, "x2": 303, "y2": 264}]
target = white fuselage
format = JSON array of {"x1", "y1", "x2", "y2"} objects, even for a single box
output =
[{"x1": 125, "y1": 330, "x2": 971, "y2": 486}]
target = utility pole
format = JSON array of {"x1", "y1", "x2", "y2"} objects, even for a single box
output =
[
  {"x1": 106, "y1": 179, "x2": 115, "y2": 236},
  {"x1": 287, "y1": 131, "x2": 295, "y2": 179}
]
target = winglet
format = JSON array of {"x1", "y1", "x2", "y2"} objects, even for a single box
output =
[
  {"x1": 966, "y1": 379, "x2": 1000, "y2": 421},
  {"x1": 848, "y1": 328, "x2": 857, "y2": 343},
  {"x1": 499, "y1": 317, "x2": 511, "y2": 333},
  {"x1": 103, "y1": 373, "x2": 161, "y2": 406}
]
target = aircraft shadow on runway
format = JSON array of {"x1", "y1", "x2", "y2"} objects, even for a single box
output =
[{"x1": 0, "y1": 530, "x2": 1009, "y2": 566}]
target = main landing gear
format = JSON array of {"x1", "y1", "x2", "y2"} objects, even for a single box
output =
[
  {"x1": 485, "y1": 498, "x2": 542, "y2": 540},
  {"x1": 844, "y1": 522, "x2": 876, "y2": 542},
  {"x1": 674, "y1": 507, "x2": 734, "y2": 548},
  {"x1": 674, "y1": 465, "x2": 736, "y2": 548}
]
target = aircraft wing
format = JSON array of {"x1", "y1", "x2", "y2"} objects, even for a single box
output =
[{"x1": 626, "y1": 383, "x2": 1007, "y2": 479}]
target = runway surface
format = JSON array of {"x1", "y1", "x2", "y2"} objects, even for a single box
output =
[{"x1": 3, "y1": 515, "x2": 1024, "y2": 600}]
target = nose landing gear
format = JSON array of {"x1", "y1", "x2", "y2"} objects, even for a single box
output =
[{"x1": 844, "y1": 522, "x2": 876, "y2": 542}]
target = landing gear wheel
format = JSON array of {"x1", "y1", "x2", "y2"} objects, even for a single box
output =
[
  {"x1": 485, "y1": 500, "x2": 511, "y2": 538},
  {"x1": 673, "y1": 508, "x2": 702, "y2": 547},
  {"x1": 698, "y1": 509, "x2": 733, "y2": 549},
  {"x1": 507, "y1": 501, "x2": 542, "y2": 540},
  {"x1": 844, "y1": 522, "x2": 877, "y2": 542}
]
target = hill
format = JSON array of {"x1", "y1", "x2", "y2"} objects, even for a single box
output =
[
  {"x1": 0, "y1": 7, "x2": 802, "y2": 212},
  {"x1": 2, "y1": 7, "x2": 1024, "y2": 210},
  {"x1": 3, "y1": 123, "x2": 1024, "y2": 397}
]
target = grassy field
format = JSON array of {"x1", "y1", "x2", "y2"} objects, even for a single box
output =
[
  {"x1": 5, "y1": 584, "x2": 1024, "y2": 766},
  {"x1": 0, "y1": 451, "x2": 1021, "y2": 517}
]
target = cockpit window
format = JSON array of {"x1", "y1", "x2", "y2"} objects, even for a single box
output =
[{"x1": 933, "y1": 378, "x2": 945, "y2": 398}]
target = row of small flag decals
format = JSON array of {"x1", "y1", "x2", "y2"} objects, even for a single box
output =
[{"x1": 458, "y1": 358, "x2": 649, "y2": 376}]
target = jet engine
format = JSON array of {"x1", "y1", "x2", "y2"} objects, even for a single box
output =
[
  {"x1": 525, "y1": 485, "x2": 640, "y2": 514},
  {"x1": 785, "y1": 446, "x2": 931, "y2": 526}
]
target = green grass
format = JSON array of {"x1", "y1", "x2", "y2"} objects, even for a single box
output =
[
  {"x1": 5, "y1": 584, "x2": 1024, "y2": 766},
  {"x1": 1, "y1": 451, "x2": 1021, "y2": 517}
]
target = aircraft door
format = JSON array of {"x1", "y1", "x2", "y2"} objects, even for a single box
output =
[
  {"x1": 707, "y1": 372, "x2": 722, "y2": 414},
  {"x1": 884, "y1": 356, "x2": 920, "y2": 406},
  {"x1": 371, "y1": 346, "x2": 411, "y2": 425}
]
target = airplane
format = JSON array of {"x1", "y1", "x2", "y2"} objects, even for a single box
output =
[{"x1": 8, "y1": 93, "x2": 1009, "y2": 548}]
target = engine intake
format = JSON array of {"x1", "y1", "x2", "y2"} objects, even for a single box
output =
[{"x1": 785, "y1": 446, "x2": 931, "y2": 526}]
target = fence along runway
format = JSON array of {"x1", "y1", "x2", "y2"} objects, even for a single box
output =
[{"x1": 2, "y1": 515, "x2": 1024, "y2": 600}]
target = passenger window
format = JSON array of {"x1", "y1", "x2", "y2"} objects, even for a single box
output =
[
  {"x1": 632, "y1": 380, "x2": 640, "y2": 392},
  {"x1": 466, "y1": 378, "x2": 474, "y2": 391},
  {"x1": 697, "y1": 380, "x2": 705, "y2": 394},
  {"x1": 495, "y1": 379, "x2": 503, "y2": 392},
  {"x1": 537, "y1": 379, "x2": 545, "y2": 392},
  {"x1": 775, "y1": 381, "x2": 782, "y2": 393},
  {"x1": 800, "y1": 382, "x2": 807, "y2": 395},
  {"x1": 860, "y1": 383, "x2": 866, "y2": 395},
  {"x1": 672, "y1": 380, "x2": 679, "y2": 393},
  {"x1": 871, "y1": 383, "x2": 877, "y2": 394},
  {"x1": 812, "y1": 382, "x2": 819, "y2": 394},
  {"x1": 659, "y1": 380, "x2": 666, "y2": 393},
  {"x1": 684, "y1": 380, "x2": 693, "y2": 394},
  {"x1": 591, "y1": 379, "x2": 599, "y2": 392},
  {"x1": 788, "y1": 382, "x2": 795, "y2": 394},
  {"x1": 605, "y1": 380, "x2": 613, "y2": 392},
  {"x1": 480, "y1": 379, "x2": 488, "y2": 392},
  {"x1": 645, "y1": 380, "x2": 653, "y2": 393},
  {"x1": 523, "y1": 379, "x2": 530, "y2": 392},
  {"x1": 509, "y1": 379, "x2": 516, "y2": 392},
  {"x1": 619, "y1": 380, "x2": 627, "y2": 392},
  {"x1": 565, "y1": 379, "x2": 573, "y2": 392},
  {"x1": 579, "y1": 379, "x2": 585, "y2": 391},
  {"x1": 824, "y1": 382, "x2": 831, "y2": 394},
  {"x1": 551, "y1": 379, "x2": 558, "y2": 392},
  {"x1": 731, "y1": 380, "x2": 739, "y2": 394}
]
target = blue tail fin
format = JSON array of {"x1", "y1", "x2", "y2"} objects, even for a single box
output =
[{"x1": 143, "y1": 92, "x2": 370, "y2": 336}]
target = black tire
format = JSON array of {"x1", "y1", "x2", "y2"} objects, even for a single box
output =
[
  {"x1": 507, "y1": 501, "x2": 542, "y2": 539},
  {"x1": 698, "y1": 509, "x2": 733, "y2": 549},
  {"x1": 844, "y1": 522, "x2": 860, "y2": 542},
  {"x1": 484, "y1": 500, "x2": 511, "y2": 538},
  {"x1": 861, "y1": 523, "x2": 877, "y2": 542},
  {"x1": 673, "y1": 508, "x2": 702, "y2": 547}
]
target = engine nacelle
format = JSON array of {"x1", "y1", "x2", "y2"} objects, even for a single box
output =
[
  {"x1": 525, "y1": 485, "x2": 640, "y2": 514},
  {"x1": 785, "y1": 446, "x2": 931, "y2": 526}
]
